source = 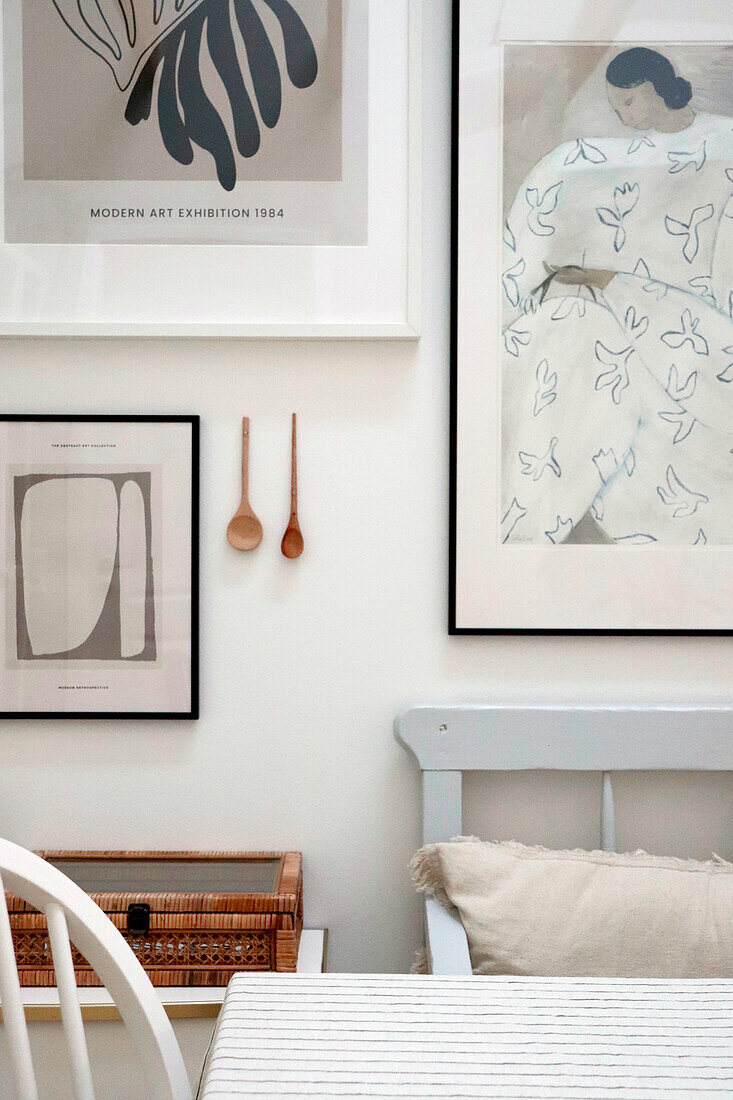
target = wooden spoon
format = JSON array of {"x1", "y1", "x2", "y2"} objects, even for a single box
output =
[
  {"x1": 281, "y1": 413, "x2": 304, "y2": 559},
  {"x1": 227, "y1": 417, "x2": 263, "y2": 551}
]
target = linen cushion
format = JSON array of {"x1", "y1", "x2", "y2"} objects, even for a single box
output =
[{"x1": 412, "y1": 838, "x2": 733, "y2": 978}]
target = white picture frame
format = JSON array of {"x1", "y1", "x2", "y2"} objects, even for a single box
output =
[
  {"x1": 0, "y1": 0, "x2": 421, "y2": 338},
  {"x1": 451, "y1": 0, "x2": 733, "y2": 634}
]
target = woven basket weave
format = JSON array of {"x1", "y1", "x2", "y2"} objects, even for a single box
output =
[{"x1": 7, "y1": 851, "x2": 302, "y2": 987}]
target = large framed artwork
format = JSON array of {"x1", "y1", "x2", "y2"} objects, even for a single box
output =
[
  {"x1": 0, "y1": 416, "x2": 199, "y2": 717},
  {"x1": 0, "y1": 0, "x2": 420, "y2": 337},
  {"x1": 451, "y1": 0, "x2": 733, "y2": 634}
]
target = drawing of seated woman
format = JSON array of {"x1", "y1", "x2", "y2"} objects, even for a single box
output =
[{"x1": 502, "y1": 47, "x2": 733, "y2": 546}]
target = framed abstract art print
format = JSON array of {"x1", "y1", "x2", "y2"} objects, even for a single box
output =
[
  {"x1": 0, "y1": 0, "x2": 420, "y2": 337},
  {"x1": 451, "y1": 0, "x2": 733, "y2": 634},
  {"x1": 0, "y1": 416, "x2": 199, "y2": 717}
]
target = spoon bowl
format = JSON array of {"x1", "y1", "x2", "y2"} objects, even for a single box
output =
[
  {"x1": 228, "y1": 509, "x2": 263, "y2": 551},
  {"x1": 281, "y1": 520, "x2": 304, "y2": 559}
]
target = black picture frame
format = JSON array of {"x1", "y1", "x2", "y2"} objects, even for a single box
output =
[
  {"x1": 449, "y1": 0, "x2": 732, "y2": 636},
  {"x1": 0, "y1": 414, "x2": 200, "y2": 718}
]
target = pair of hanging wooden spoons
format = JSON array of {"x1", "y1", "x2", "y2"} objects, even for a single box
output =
[{"x1": 227, "y1": 415, "x2": 303, "y2": 558}]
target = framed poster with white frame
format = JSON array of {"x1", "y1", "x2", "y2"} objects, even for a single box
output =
[
  {"x1": 451, "y1": 0, "x2": 733, "y2": 634},
  {"x1": 0, "y1": 0, "x2": 420, "y2": 338},
  {"x1": 0, "y1": 415, "x2": 199, "y2": 718}
]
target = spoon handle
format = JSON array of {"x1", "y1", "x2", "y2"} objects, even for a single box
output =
[
  {"x1": 241, "y1": 417, "x2": 250, "y2": 502},
  {"x1": 290, "y1": 413, "x2": 298, "y2": 516}
]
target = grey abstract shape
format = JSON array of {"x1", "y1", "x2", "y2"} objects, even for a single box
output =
[{"x1": 14, "y1": 472, "x2": 156, "y2": 662}]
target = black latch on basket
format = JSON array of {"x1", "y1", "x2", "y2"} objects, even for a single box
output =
[{"x1": 127, "y1": 903, "x2": 151, "y2": 935}]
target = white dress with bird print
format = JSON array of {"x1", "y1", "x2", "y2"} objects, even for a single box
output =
[{"x1": 502, "y1": 112, "x2": 733, "y2": 546}]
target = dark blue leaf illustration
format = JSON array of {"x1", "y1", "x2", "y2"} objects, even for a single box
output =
[{"x1": 54, "y1": 0, "x2": 319, "y2": 191}]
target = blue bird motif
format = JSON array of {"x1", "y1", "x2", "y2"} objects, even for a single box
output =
[
  {"x1": 519, "y1": 437, "x2": 561, "y2": 482},
  {"x1": 695, "y1": 529, "x2": 708, "y2": 546},
  {"x1": 689, "y1": 275, "x2": 716, "y2": 304},
  {"x1": 545, "y1": 516, "x2": 573, "y2": 544},
  {"x1": 594, "y1": 342, "x2": 634, "y2": 404},
  {"x1": 502, "y1": 257, "x2": 525, "y2": 306},
  {"x1": 661, "y1": 310, "x2": 709, "y2": 356},
  {"x1": 717, "y1": 347, "x2": 733, "y2": 382},
  {"x1": 614, "y1": 533, "x2": 658, "y2": 544},
  {"x1": 633, "y1": 258, "x2": 668, "y2": 300},
  {"x1": 533, "y1": 359, "x2": 557, "y2": 417},
  {"x1": 624, "y1": 306, "x2": 649, "y2": 339},
  {"x1": 564, "y1": 139, "x2": 607, "y2": 165},
  {"x1": 628, "y1": 134, "x2": 655, "y2": 155},
  {"x1": 593, "y1": 448, "x2": 620, "y2": 484},
  {"x1": 501, "y1": 498, "x2": 527, "y2": 543},
  {"x1": 504, "y1": 328, "x2": 531, "y2": 357},
  {"x1": 551, "y1": 297, "x2": 587, "y2": 320},
  {"x1": 596, "y1": 183, "x2": 640, "y2": 252},
  {"x1": 665, "y1": 204, "x2": 714, "y2": 263},
  {"x1": 665, "y1": 364, "x2": 697, "y2": 401},
  {"x1": 658, "y1": 409, "x2": 695, "y2": 444},
  {"x1": 657, "y1": 466, "x2": 709, "y2": 518},
  {"x1": 667, "y1": 141, "x2": 707, "y2": 174},
  {"x1": 525, "y1": 182, "x2": 563, "y2": 237}
]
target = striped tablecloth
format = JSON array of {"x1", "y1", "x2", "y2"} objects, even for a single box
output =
[{"x1": 198, "y1": 974, "x2": 733, "y2": 1098}]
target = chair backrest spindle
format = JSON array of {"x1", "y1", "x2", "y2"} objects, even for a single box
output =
[
  {"x1": 46, "y1": 903, "x2": 95, "y2": 1100},
  {"x1": 0, "y1": 870, "x2": 39, "y2": 1100},
  {"x1": 600, "y1": 772, "x2": 617, "y2": 852},
  {"x1": 0, "y1": 840, "x2": 191, "y2": 1100}
]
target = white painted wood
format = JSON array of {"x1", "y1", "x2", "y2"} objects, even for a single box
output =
[
  {"x1": 396, "y1": 705, "x2": 733, "y2": 974},
  {"x1": 0, "y1": 870, "x2": 39, "y2": 1100},
  {"x1": 396, "y1": 705, "x2": 733, "y2": 771},
  {"x1": 296, "y1": 931, "x2": 326, "y2": 974},
  {"x1": 601, "y1": 773, "x2": 617, "y2": 853},
  {"x1": 424, "y1": 898, "x2": 472, "y2": 976},
  {"x1": 0, "y1": 2, "x2": 421, "y2": 340},
  {"x1": 423, "y1": 771, "x2": 463, "y2": 845},
  {"x1": 0, "y1": 839, "x2": 191, "y2": 1100},
  {"x1": 199, "y1": 974, "x2": 733, "y2": 1097},
  {"x1": 45, "y1": 904, "x2": 95, "y2": 1100}
]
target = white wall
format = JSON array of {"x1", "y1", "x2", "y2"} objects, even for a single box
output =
[{"x1": 1, "y1": 1, "x2": 733, "y2": 977}]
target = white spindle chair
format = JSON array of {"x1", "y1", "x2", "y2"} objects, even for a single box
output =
[{"x1": 0, "y1": 837, "x2": 191, "y2": 1100}]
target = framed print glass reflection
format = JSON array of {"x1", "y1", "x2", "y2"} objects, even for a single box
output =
[
  {"x1": 451, "y1": 0, "x2": 733, "y2": 633},
  {"x1": 0, "y1": 0, "x2": 420, "y2": 336},
  {"x1": 0, "y1": 416, "x2": 199, "y2": 717}
]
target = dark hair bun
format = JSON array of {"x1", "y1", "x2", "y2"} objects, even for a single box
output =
[
  {"x1": 607, "y1": 48, "x2": 693, "y2": 111},
  {"x1": 669, "y1": 76, "x2": 693, "y2": 109}
]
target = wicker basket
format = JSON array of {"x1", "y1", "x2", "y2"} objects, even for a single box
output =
[{"x1": 7, "y1": 851, "x2": 303, "y2": 987}]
